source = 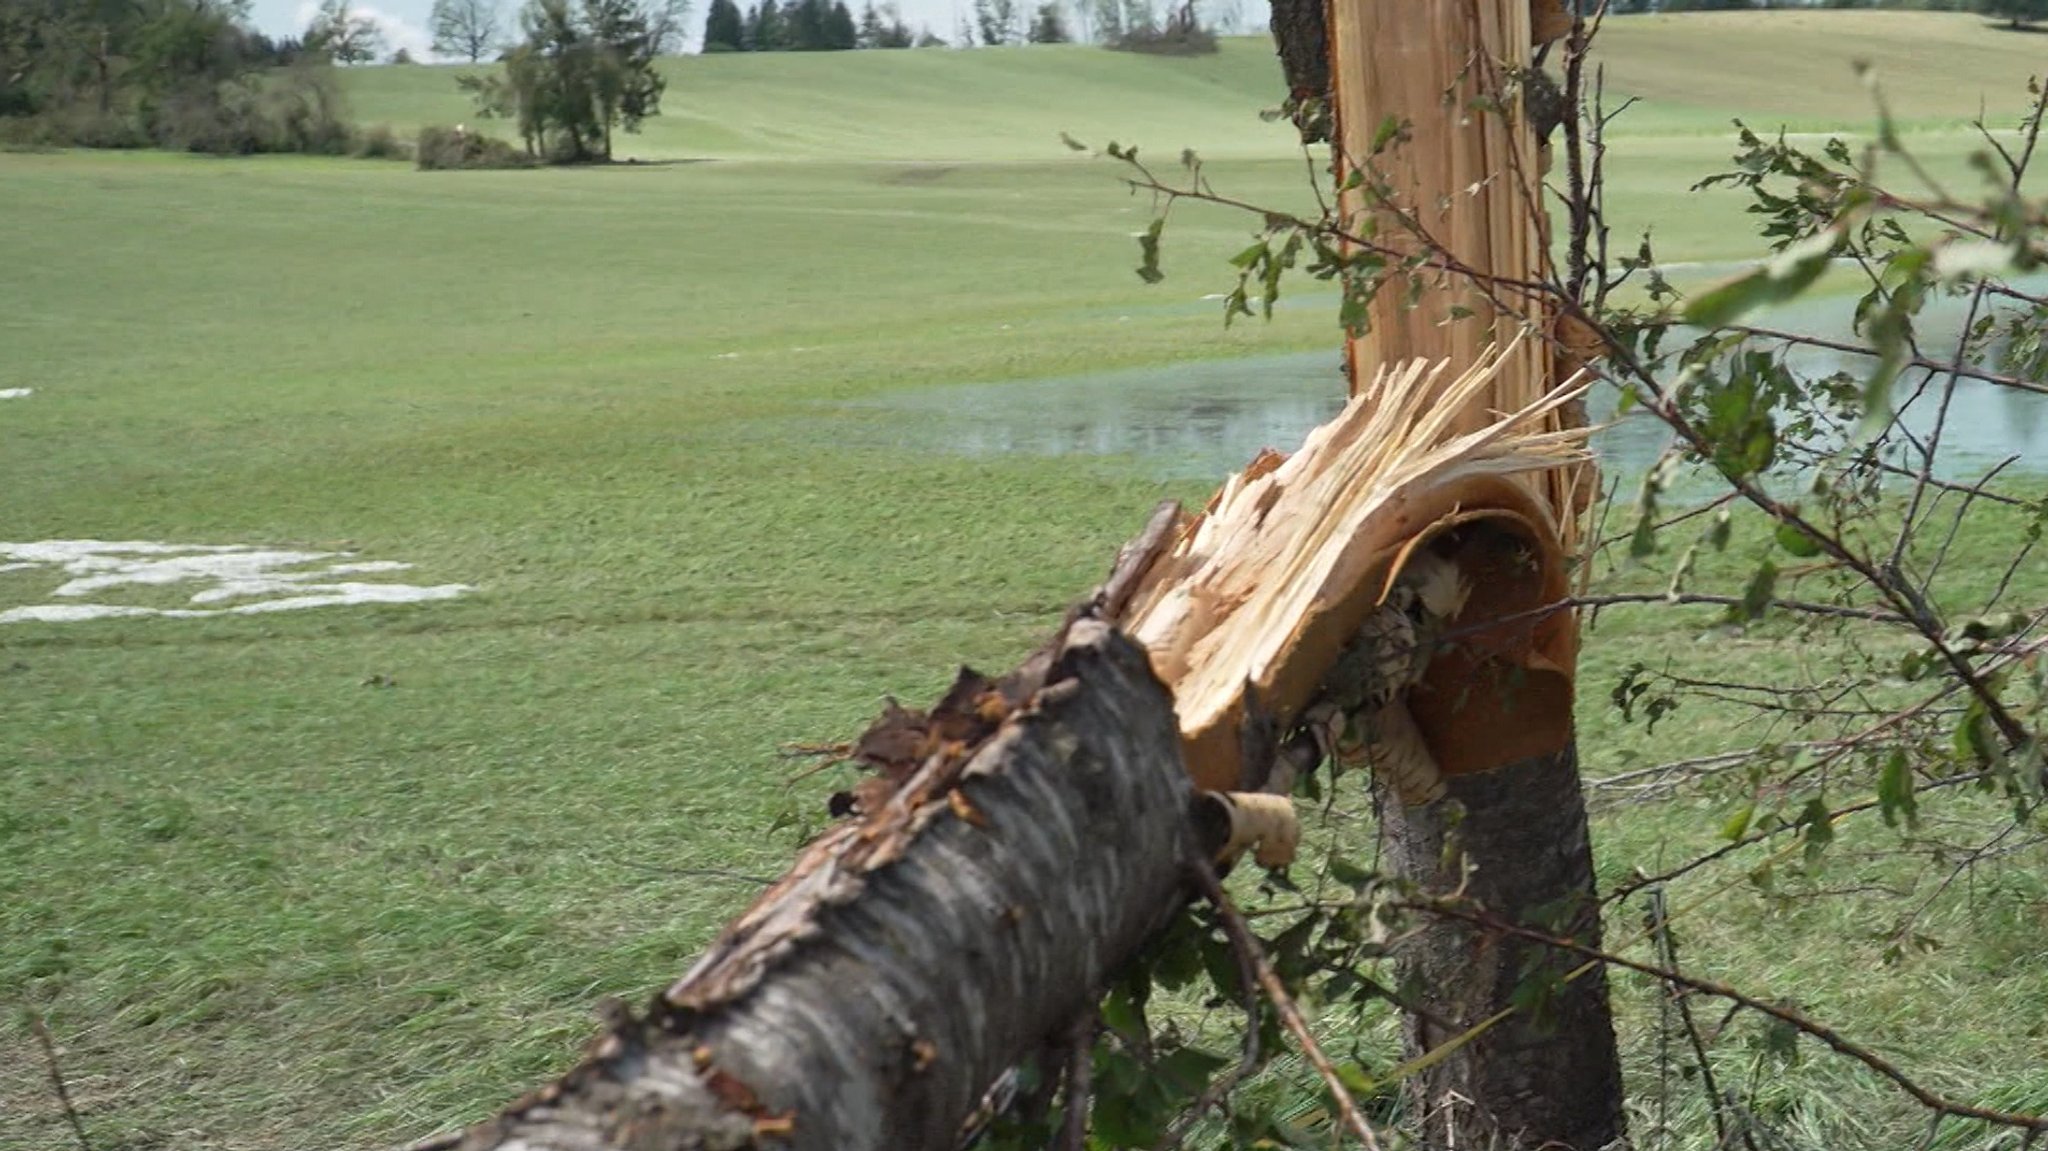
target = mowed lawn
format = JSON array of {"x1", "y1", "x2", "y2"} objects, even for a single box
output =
[{"x1": 5, "y1": 13, "x2": 2048, "y2": 1151}]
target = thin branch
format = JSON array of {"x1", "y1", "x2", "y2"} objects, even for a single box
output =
[
  {"x1": 30, "y1": 1013, "x2": 92, "y2": 1151},
  {"x1": 1405, "y1": 898, "x2": 2048, "y2": 1133},
  {"x1": 1188, "y1": 855, "x2": 1386, "y2": 1151},
  {"x1": 1153, "y1": 906, "x2": 1264, "y2": 1151},
  {"x1": 1059, "y1": 1010, "x2": 1096, "y2": 1151},
  {"x1": 1645, "y1": 887, "x2": 1757, "y2": 1151},
  {"x1": 1717, "y1": 323, "x2": 2048, "y2": 397}
]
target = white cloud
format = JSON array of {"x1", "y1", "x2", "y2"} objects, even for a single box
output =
[{"x1": 294, "y1": 0, "x2": 438, "y2": 62}]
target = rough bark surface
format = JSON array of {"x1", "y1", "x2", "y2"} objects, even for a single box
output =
[
  {"x1": 1377, "y1": 745, "x2": 1625, "y2": 1151},
  {"x1": 1267, "y1": 0, "x2": 1330, "y2": 142},
  {"x1": 430, "y1": 621, "x2": 1193, "y2": 1151}
]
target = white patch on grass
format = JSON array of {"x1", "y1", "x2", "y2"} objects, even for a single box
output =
[
  {"x1": 0, "y1": 388, "x2": 31, "y2": 399},
  {"x1": 0, "y1": 540, "x2": 471, "y2": 624}
]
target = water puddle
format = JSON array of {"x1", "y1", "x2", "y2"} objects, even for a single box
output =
[
  {"x1": 840, "y1": 352, "x2": 1348, "y2": 481},
  {"x1": 0, "y1": 540, "x2": 471, "y2": 624},
  {"x1": 839, "y1": 289, "x2": 2048, "y2": 490}
]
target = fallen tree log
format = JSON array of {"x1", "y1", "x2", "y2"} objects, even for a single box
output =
[
  {"x1": 409, "y1": 341, "x2": 1596, "y2": 1151},
  {"x1": 419, "y1": 618, "x2": 1196, "y2": 1151}
]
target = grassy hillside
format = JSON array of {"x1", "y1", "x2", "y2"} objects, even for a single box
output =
[
  {"x1": 5, "y1": 12, "x2": 2048, "y2": 1151},
  {"x1": 342, "y1": 12, "x2": 2048, "y2": 161},
  {"x1": 344, "y1": 39, "x2": 1304, "y2": 160}
]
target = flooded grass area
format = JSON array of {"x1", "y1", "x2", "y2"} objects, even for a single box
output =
[{"x1": 835, "y1": 286, "x2": 2048, "y2": 491}]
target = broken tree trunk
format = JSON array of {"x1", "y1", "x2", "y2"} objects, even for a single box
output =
[
  {"x1": 419, "y1": 620, "x2": 1195, "y2": 1151},
  {"x1": 414, "y1": 340, "x2": 1598, "y2": 1151},
  {"x1": 1321, "y1": 2, "x2": 1627, "y2": 1147}
]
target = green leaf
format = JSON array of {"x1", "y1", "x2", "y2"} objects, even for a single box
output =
[
  {"x1": 1733, "y1": 559, "x2": 1779, "y2": 622},
  {"x1": 1628, "y1": 513, "x2": 1660, "y2": 559},
  {"x1": 1328, "y1": 856, "x2": 1374, "y2": 888},
  {"x1": 1371, "y1": 113, "x2": 1403, "y2": 154},
  {"x1": 1134, "y1": 217, "x2": 1165, "y2": 285},
  {"x1": 1684, "y1": 230, "x2": 1839, "y2": 328},
  {"x1": 1720, "y1": 800, "x2": 1755, "y2": 842},
  {"x1": 1335, "y1": 1060, "x2": 1376, "y2": 1096},
  {"x1": 1878, "y1": 749, "x2": 1917, "y2": 830},
  {"x1": 1705, "y1": 508, "x2": 1733, "y2": 551},
  {"x1": 1774, "y1": 520, "x2": 1822, "y2": 558},
  {"x1": 1157, "y1": 1045, "x2": 1230, "y2": 1095},
  {"x1": 1100, "y1": 983, "x2": 1148, "y2": 1037},
  {"x1": 1797, "y1": 797, "x2": 1834, "y2": 865},
  {"x1": 1954, "y1": 691, "x2": 1999, "y2": 767}
]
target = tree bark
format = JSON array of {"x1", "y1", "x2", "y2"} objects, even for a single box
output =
[
  {"x1": 1266, "y1": 0, "x2": 1330, "y2": 142},
  {"x1": 1377, "y1": 745, "x2": 1625, "y2": 1151},
  {"x1": 1321, "y1": 4, "x2": 1626, "y2": 1146},
  {"x1": 420, "y1": 620, "x2": 1195, "y2": 1151}
]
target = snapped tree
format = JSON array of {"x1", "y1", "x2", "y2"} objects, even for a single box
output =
[{"x1": 401, "y1": 2, "x2": 2048, "y2": 1150}]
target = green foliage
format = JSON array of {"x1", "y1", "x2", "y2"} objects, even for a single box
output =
[
  {"x1": 1104, "y1": 0, "x2": 1213, "y2": 54},
  {"x1": 1027, "y1": 0, "x2": 1069, "y2": 43},
  {"x1": 0, "y1": 0, "x2": 375, "y2": 154},
  {"x1": 701, "y1": 0, "x2": 745, "y2": 49},
  {"x1": 1975, "y1": 0, "x2": 2048, "y2": 27},
  {"x1": 974, "y1": 0, "x2": 1019, "y2": 45},
  {"x1": 854, "y1": 0, "x2": 913, "y2": 46},
  {"x1": 305, "y1": 0, "x2": 387, "y2": 64},
  {"x1": 414, "y1": 121, "x2": 536, "y2": 166},
  {"x1": 457, "y1": 0, "x2": 666, "y2": 162}
]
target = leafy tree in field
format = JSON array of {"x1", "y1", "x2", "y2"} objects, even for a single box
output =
[
  {"x1": 974, "y1": 0, "x2": 1018, "y2": 43},
  {"x1": 1977, "y1": 0, "x2": 2048, "y2": 27},
  {"x1": 701, "y1": 0, "x2": 744, "y2": 49},
  {"x1": 912, "y1": 23, "x2": 945, "y2": 44},
  {"x1": 1027, "y1": 1, "x2": 1069, "y2": 41},
  {"x1": 305, "y1": 0, "x2": 386, "y2": 63},
  {"x1": 456, "y1": 0, "x2": 664, "y2": 161},
  {"x1": 864, "y1": 2, "x2": 915, "y2": 46},
  {"x1": 431, "y1": 0, "x2": 502, "y2": 61}
]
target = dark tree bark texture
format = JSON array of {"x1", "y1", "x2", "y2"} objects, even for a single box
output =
[
  {"x1": 1378, "y1": 745, "x2": 1625, "y2": 1151},
  {"x1": 426, "y1": 620, "x2": 1194, "y2": 1151},
  {"x1": 1267, "y1": 0, "x2": 1330, "y2": 142}
]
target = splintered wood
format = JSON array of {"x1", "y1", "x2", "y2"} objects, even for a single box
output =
[
  {"x1": 1329, "y1": 1, "x2": 1548, "y2": 431},
  {"x1": 1118, "y1": 342, "x2": 1588, "y2": 795}
]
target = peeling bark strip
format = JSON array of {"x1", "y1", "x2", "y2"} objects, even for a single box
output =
[{"x1": 433, "y1": 621, "x2": 1193, "y2": 1151}]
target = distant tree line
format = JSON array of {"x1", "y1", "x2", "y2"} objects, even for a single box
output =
[
  {"x1": 1597, "y1": 0, "x2": 2048, "y2": 23},
  {"x1": 700, "y1": 0, "x2": 949, "y2": 50},
  {"x1": 0, "y1": 0, "x2": 404, "y2": 153}
]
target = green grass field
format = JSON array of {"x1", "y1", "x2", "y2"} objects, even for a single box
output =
[{"x1": 4, "y1": 11, "x2": 2048, "y2": 1150}]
